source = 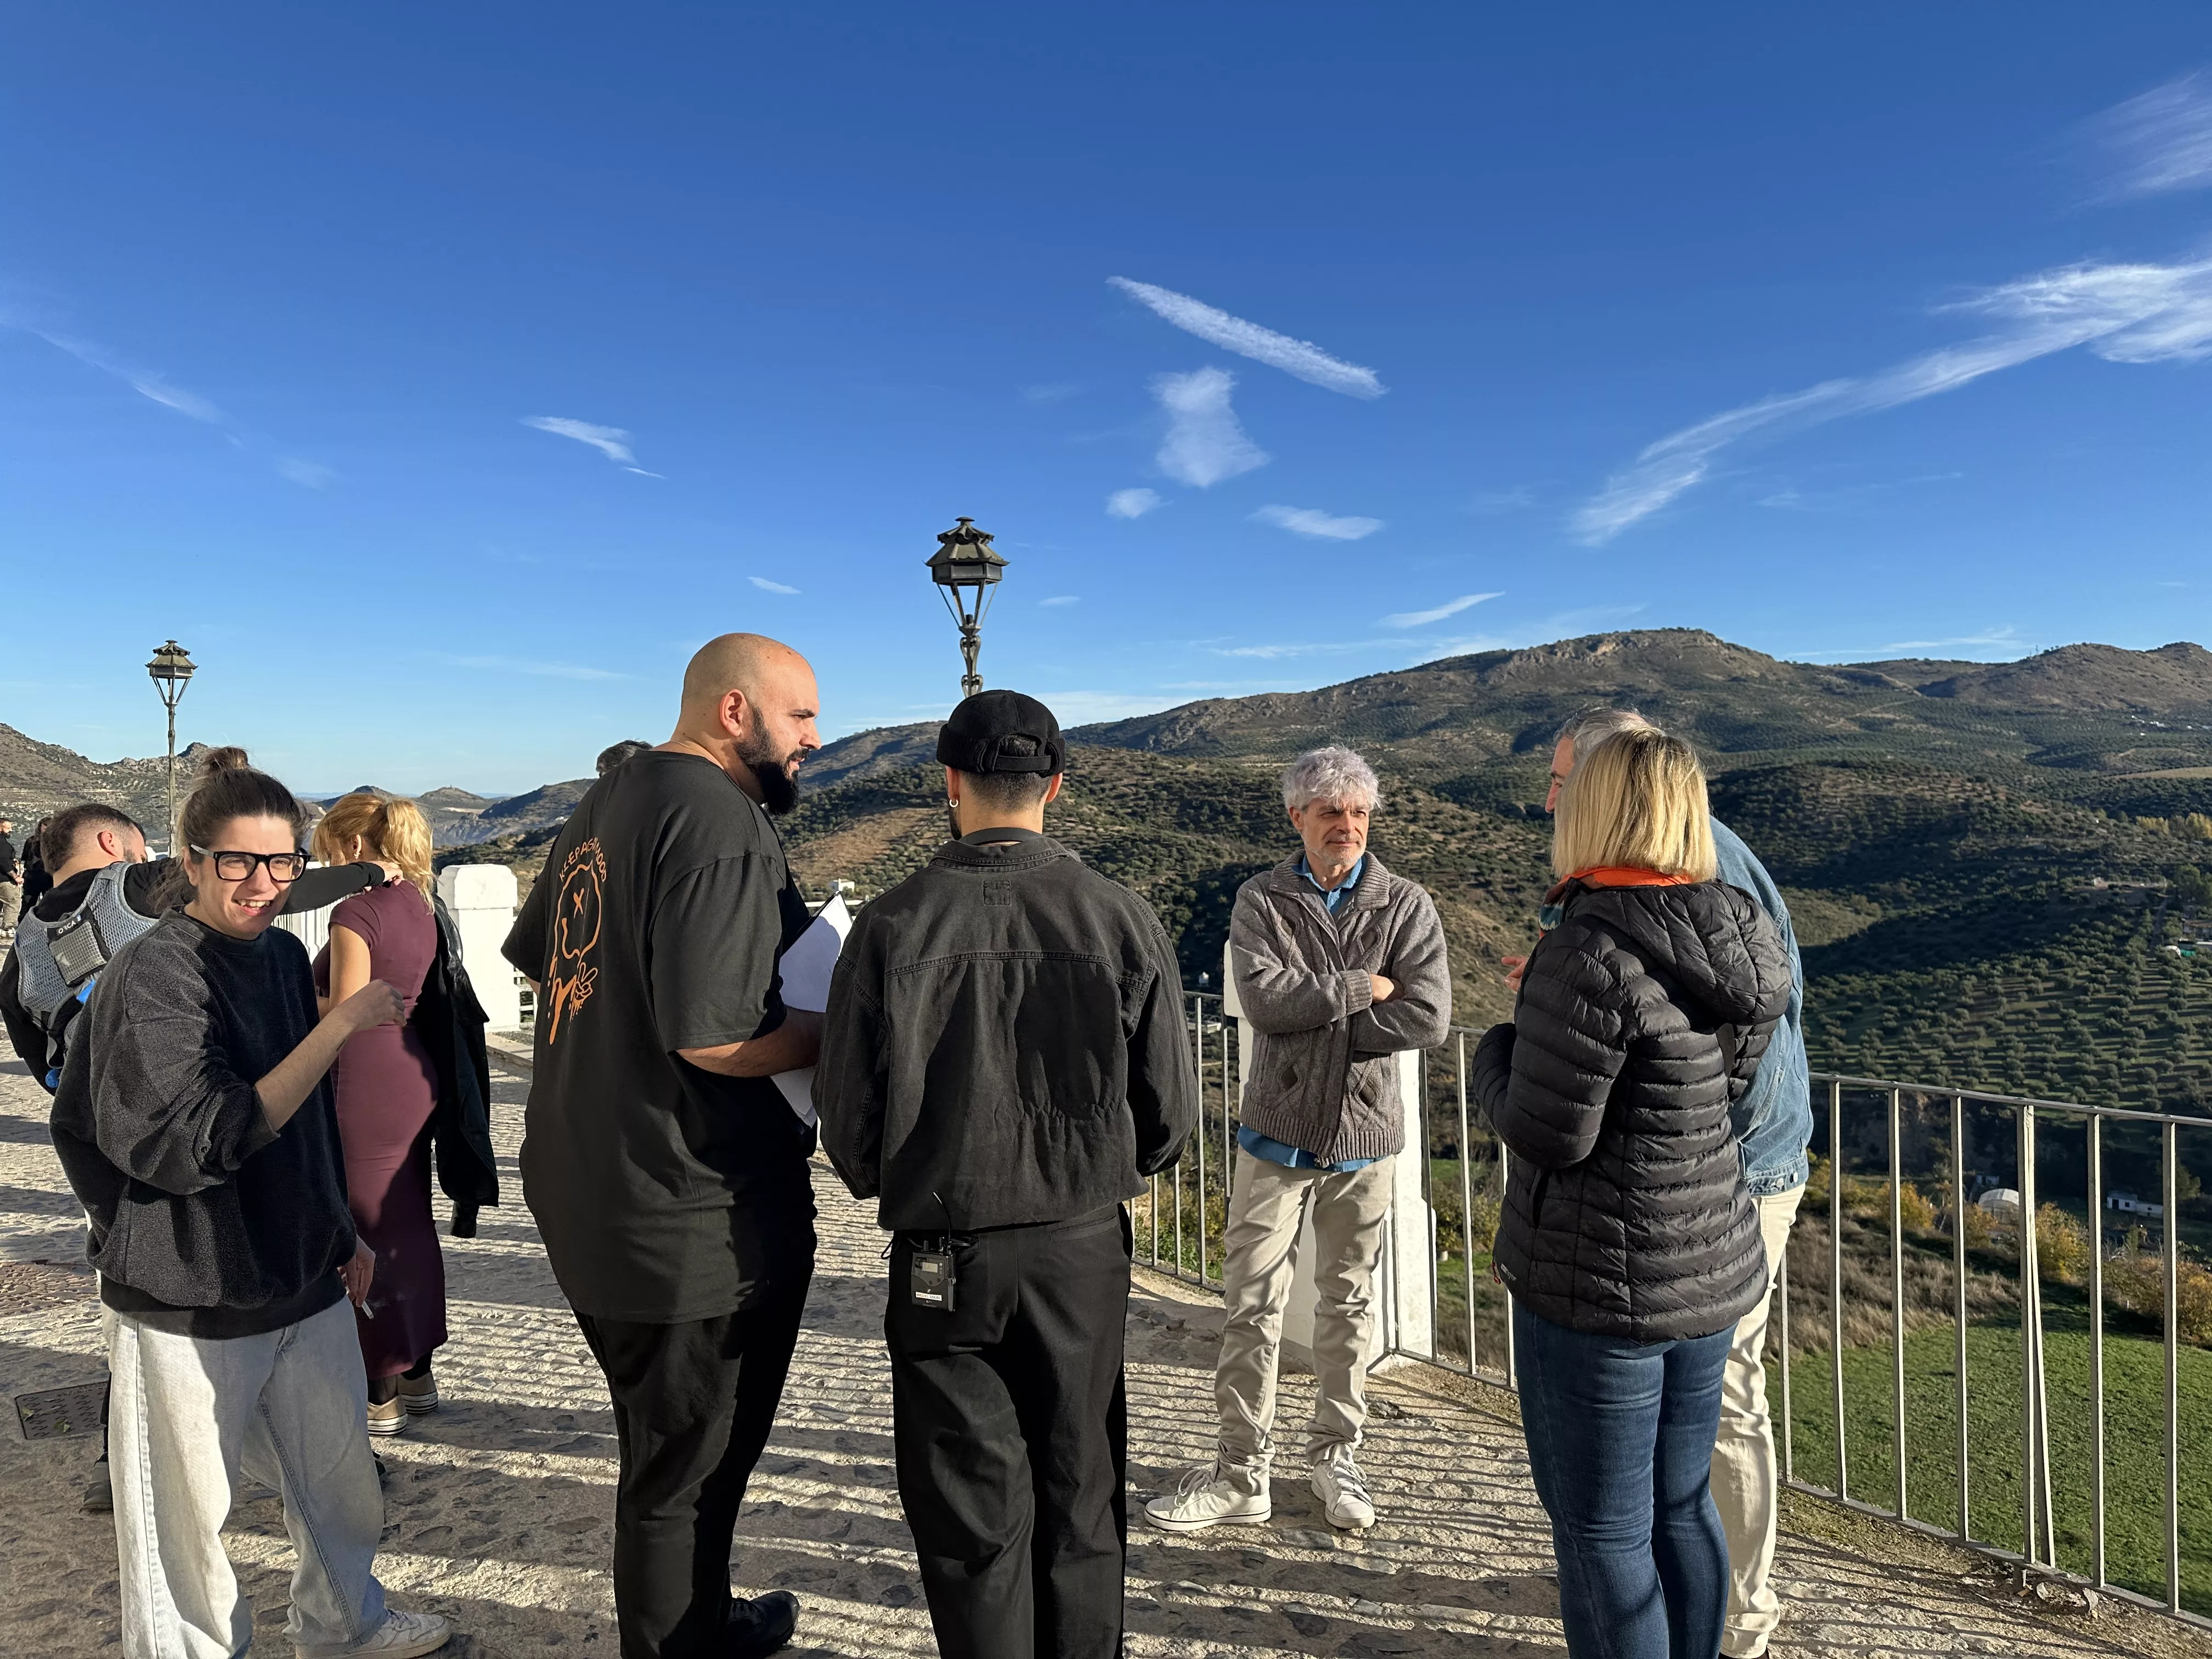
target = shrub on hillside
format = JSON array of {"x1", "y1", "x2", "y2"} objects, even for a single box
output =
[
  {"x1": 1803, "y1": 1158, "x2": 1939, "y2": 1233},
  {"x1": 2034, "y1": 1203, "x2": 2092, "y2": 1285},
  {"x1": 2101, "y1": 1246, "x2": 2212, "y2": 1347}
]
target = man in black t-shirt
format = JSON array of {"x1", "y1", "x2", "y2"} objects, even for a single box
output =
[{"x1": 503, "y1": 632, "x2": 821, "y2": 1659}]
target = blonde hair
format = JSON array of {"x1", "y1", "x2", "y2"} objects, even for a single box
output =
[
  {"x1": 1551, "y1": 727, "x2": 1717, "y2": 882},
  {"x1": 313, "y1": 793, "x2": 435, "y2": 907}
]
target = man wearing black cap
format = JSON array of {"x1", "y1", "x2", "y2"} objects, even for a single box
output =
[{"x1": 816, "y1": 690, "x2": 1199, "y2": 1659}]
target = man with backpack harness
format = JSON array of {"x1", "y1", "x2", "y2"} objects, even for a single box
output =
[{"x1": 2, "y1": 802, "x2": 388, "y2": 1091}]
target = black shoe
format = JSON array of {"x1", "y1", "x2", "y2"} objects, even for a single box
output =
[
  {"x1": 81, "y1": 1459, "x2": 113, "y2": 1515},
  {"x1": 726, "y1": 1592, "x2": 798, "y2": 1657}
]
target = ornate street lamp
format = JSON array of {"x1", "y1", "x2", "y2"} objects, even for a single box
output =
[
  {"x1": 926, "y1": 517, "x2": 1008, "y2": 700},
  {"x1": 146, "y1": 641, "x2": 196, "y2": 855}
]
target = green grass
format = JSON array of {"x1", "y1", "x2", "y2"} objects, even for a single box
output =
[{"x1": 1779, "y1": 1301, "x2": 2212, "y2": 1612}]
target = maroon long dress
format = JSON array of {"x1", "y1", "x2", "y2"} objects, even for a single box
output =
[{"x1": 313, "y1": 881, "x2": 447, "y2": 1379}]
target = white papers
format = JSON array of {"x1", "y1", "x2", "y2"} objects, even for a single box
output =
[{"x1": 774, "y1": 894, "x2": 851, "y2": 1126}]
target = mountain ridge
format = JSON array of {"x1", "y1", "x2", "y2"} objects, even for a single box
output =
[{"x1": 10, "y1": 629, "x2": 2212, "y2": 843}]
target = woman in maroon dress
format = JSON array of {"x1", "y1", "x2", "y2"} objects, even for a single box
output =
[{"x1": 313, "y1": 794, "x2": 447, "y2": 1436}]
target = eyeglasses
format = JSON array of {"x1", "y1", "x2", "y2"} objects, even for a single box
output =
[{"x1": 190, "y1": 845, "x2": 308, "y2": 883}]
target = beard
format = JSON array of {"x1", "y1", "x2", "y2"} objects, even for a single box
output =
[{"x1": 738, "y1": 726, "x2": 801, "y2": 815}]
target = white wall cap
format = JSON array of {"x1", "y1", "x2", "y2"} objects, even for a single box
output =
[{"x1": 438, "y1": 862, "x2": 519, "y2": 909}]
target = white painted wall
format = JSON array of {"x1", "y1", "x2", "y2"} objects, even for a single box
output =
[{"x1": 438, "y1": 863, "x2": 523, "y2": 1032}]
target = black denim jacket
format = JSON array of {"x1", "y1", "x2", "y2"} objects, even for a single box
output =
[{"x1": 815, "y1": 828, "x2": 1199, "y2": 1232}]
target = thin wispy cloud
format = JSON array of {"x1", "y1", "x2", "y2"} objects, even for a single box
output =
[
  {"x1": 2086, "y1": 71, "x2": 2212, "y2": 199},
  {"x1": 1040, "y1": 595, "x2": 1081, "y2": 607},
  {"x1": 1027, "y1": 690, "x2": 1190, "y2": 724},
  {"x1": 1469, "y1": 485, "x2": 1538, "y2": 514},
  {"x1": 4, "y1": 315, "x2": 223, "y2": 422},
  {"x1": 1109, "y1": 277, "x2": 1386, "y2": 398},
  {"x1": 1792, "y1": 626, "x2": 2036, "y2": 663},
  {"x1": 1107, "y1": 487, "x2": 1164, "y2": 518},
  {"x1": 437, "y1": 653, "x2": 629, "y2": 681},
  {"x1": 1153, "y1": 368, "x2": 1269, "y2": 487},
  {"x1": 1381, "y1": 592, "x2": 1502, "y2": 628},
  {"x1": 1758, "y1": 471, "x2": 1962, "y2": 512},
  {"x1": 1880, "y1": 626, "x2": 2024, "y2": 651},
  {"x1": 523, "y1": 415, "x2": 662, "y2": 475},
  {"x1": 1573, "y1": 255, "x2": 2212, "y2": 542},
  {"x1": 1214, "y1": 604, "x2": 1648, "y2": 667},
  {"x1": 1251, "y1": 504, "x2": 1383, "y2": 540},
  {"x1": 749, "y1": 577, "x2": 800, "y2": 595},
  {"x1": 277, "y1": 458, "x2": 335, "y2": 488}
]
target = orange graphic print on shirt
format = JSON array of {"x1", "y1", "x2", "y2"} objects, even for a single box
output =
[{"x1": 546, "y1": 838, "x2": 607, "y2": 1045}]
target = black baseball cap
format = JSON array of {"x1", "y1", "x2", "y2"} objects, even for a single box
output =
[{"x1": 936, "y1": 690, "x2": 1065, "y2": 776}]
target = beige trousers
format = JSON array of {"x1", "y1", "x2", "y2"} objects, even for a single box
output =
[
  {"x1": 1713, "y1": 1183, "x2": 1805, "y2": 1658},
  {"x1": 0, "y1": 879, "x2": 20, "y2": 934},
  {"x1": 1212, "y1": 1149, "x2": 1395, "y2": 1493}
]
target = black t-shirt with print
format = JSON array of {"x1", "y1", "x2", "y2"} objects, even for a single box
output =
[{"x1": 501, "y1": 751, "x2": 816, "y2": 1323}]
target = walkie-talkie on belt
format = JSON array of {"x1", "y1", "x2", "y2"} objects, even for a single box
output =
[{"x1": 910, "y1": 1190, "x2": 962, "y2": 1312}]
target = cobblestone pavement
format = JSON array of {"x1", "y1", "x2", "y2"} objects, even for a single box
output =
[{"x1": 1, "y1": 1052, "x2": 2198, "y2": 1657}]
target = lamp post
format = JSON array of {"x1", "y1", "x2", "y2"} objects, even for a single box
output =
[
  {"x1": 146, "y1": 641, "x2": 196, "y2": 855},
  {"x1": 926, "y1": 517, "x2": 1008, "y2": 699}
]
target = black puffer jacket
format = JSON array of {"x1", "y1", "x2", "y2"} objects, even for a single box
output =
[{"x1": 1471, "y1": 879, "x2": 1792, "y2": 1342}]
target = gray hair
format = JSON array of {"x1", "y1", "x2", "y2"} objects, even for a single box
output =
[
  {"x1": 1554, "y1": 707, "x2": 1653, "y2": 762},
  {"x1": 1280, "y1": 746, "x2": 1382, "y2": 813}
]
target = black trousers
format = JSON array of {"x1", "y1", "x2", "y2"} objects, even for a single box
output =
[
  {"x1": 887, "y1": 1207, "x2": 1133, "y2": 1659},
  {"x1": 575, "y1": 1281, "x2": 811, "y2": 1659}
]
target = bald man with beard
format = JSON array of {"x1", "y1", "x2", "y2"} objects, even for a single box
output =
[{"x1": 504, "y1": 633, "x2": 823, "y2": 1659}]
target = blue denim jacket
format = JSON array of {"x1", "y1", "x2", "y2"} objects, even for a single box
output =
[
  {"x1": 1710, "y1": 819, "x2": 1810, "y2": 1194},
  {"x1": 1537, "y1": 816, "x2": 1810, "y2": 1195}
]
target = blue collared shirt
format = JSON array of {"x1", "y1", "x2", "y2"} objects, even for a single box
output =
[
  {"x1": 1296, "y1": 853, "x2": 1365, "y2": 913},
  {"x1": 1709, "y1": 818, "x2": 1811, "y2": 1195}
]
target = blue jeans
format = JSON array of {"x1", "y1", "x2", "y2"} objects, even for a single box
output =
[{"x1": 1515, "y1": 1303, "x2": 1734, "y2": 1659}]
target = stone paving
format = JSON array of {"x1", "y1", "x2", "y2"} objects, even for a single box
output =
[{"x1": 1, "y1": 1050, "x2": 2200, "y2": 1657}]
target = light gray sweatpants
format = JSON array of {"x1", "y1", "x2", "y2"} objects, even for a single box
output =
[
  {"x1": 107, "y1": 1294, "x2": 388, "y2": 1658},
  {"x1": 1212, "y1": 1149, "x2": 1395, "y2": 1491}
]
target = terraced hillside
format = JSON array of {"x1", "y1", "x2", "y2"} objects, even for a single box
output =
[{"x1": 775, "y1": 630, "x2": 2212, "y2": 1115}]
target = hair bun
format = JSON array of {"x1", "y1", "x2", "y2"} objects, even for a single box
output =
[{"x1": 195, "y1": 745, "x2": 252, "y2": 779}]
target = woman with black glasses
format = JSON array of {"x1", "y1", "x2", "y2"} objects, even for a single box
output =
[{"x1": 50, "y1": 751, "x2": 456, "y2": 1659}]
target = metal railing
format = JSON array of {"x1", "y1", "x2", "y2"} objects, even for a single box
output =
[
  {"x1": 1780, "y1": 1075, "x2": 2207, "y2": 1626},
  {"x1": 1133, "y1": 994, "x2": 2209, "y2": 1627}
]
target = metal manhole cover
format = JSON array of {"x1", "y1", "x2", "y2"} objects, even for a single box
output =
[{"x1": 15, "y1": 1380, "x2": 109, "y2": 1441}]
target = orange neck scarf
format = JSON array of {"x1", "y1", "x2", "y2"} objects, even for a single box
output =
[{"x1": 1544, "y1": 866, "x2": 1695, "y2": 906}]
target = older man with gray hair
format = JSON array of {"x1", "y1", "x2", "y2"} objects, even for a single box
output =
[{"x1": 1147, "y1": 746, "x2": 1451, "y2": 1535}]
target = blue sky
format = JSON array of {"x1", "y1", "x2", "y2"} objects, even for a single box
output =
[{"x1": 4, "y1": 5, "x2": 2211, "y2": 795}]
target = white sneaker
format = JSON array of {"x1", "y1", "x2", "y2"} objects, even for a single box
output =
[
  {"x1": 1143, "y1": 1460, "x2": 1271, "y2": 1532},
  {"x1": 1310, "y1": 1446, "x2": 1375, "y2": 1530},
  {"x1": 296, "y1": 1608, "x2": 453, "y2": 1658}
]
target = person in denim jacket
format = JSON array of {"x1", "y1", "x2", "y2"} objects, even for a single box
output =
[{"x1": 1508, "y1": 709, "x2": 1810, "y2": 1659}]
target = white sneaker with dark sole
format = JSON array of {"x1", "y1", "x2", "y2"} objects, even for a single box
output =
[
  {"x1": 295, "y1": 1607, "x2": 452, "y2": 1658},
  {"x1": 1143, "y1": 1462, "x2": 1271, "y2": 1532}
]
